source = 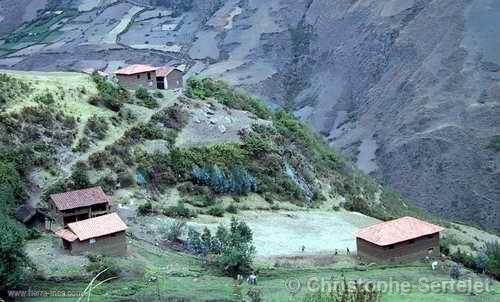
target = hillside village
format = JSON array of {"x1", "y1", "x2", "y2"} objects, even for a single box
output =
[{"x1": 0, "y1": 67, "x2": 499, "y2": 301}]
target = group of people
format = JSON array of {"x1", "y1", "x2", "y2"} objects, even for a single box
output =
[{"x1": 301, "y1": 245, "x2": 351, "y2": 255}]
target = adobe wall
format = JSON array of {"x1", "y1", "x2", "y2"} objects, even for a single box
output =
[
  {"x1": 69, "y1": 231, "x2": 127, "y2": 256},
  {"x1": 357, "y1": 233, "x2": 441, "y2": 263}
]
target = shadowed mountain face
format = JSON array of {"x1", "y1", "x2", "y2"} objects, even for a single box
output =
[{"x1": 1, "y1": 0, "x2": 499, "y2": 231}]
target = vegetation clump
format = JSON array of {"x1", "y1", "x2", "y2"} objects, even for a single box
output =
[
  {"x1": 84, "y1": 115, "x2": 109, "y2": 140},
  {"x1": 0, "y1": 73, "x2": 32, "y2": 107},
  {"x1": 185, "y1": 77, "x2": 272, "y2": 120},
  {"x1": 186, "y1": 217, "x2": 255, "y2": 276},
  {"x1": 135, "y1": 87, "x2": 159, "y2": 109},
  {"x1": 90, "y1": 73, "x2": 129, "y2": 112},
  {"x1": 85, "y1": 254, "x2": 121, "y2": 280}
]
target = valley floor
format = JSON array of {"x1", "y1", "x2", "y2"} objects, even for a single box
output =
[{"x1": 19, "y1": 234, "x2": 500, "y2": 301}]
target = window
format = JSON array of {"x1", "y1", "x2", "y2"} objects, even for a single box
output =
[
  {"x1": 137, "y1": 74, "x2": 140, "y2": 79},
  {"x1": 427, "y1": 234, "x2": 434, "y2": 239},
  {"x1": 89, "y1": 239, "x2": 96, "y2": 245},
  {"x1": 147, "y1": 72, "x2": 151, "y2": 80}
]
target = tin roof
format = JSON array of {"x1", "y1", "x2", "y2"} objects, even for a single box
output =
[
  {"x1": 65, "y1": 213, "x2": 127, "y2": 241},
  {"x1": 114, "y1": 64, "x2": 157, "y2": 75},
  {"x1": 355, "y1": 216, "x2": 444, "y2": 246},
  {"x1": 50, "y1": 187, "x2": 111, "y2": 211}
]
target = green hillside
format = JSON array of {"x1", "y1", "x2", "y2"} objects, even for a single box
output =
[{"x1": 0, "y1": 70, "x2": 499, "y2": 301}]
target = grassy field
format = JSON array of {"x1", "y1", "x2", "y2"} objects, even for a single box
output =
[{"x1": 19, "y1": 235, "x2": 500, "y2": 301}]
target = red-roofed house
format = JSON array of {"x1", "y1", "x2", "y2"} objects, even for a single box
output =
[
  {"x1": 55, "y1": 213, "x2": 127, "y2": 256},
  {"x1": 155, "y1": 66, "x2": 183, "y2": 89},
  {"x1": 49, "y1": 187, "x2": 111, "y2": 226},
  {"x1": 114, "y1": 64, "x2": 158, "y2": 89},
  {"x1": 355, "y1": 216, "x2": 444, "y2": 263}
]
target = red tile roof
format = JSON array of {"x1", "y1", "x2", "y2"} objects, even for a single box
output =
[
  {"x1": 114, "y1": 64, "x2": 157, "y2": 75},
  {"x1": 50, "y1": 187, "x2": 111, "y2": 211},
  {"x1": 65, "y1": 213, "x2": 127, "y2": 241},
  {"x1": 155, "y1": 66, "x2": 177, "y2": 77},
  {"x1": 355, "y1": 216, "x2": 444, "y2": 246},
  {"x1": 55, "y1": 228, "x2": 78, "y2": 242}
]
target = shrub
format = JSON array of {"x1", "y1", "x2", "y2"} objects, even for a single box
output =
[
  {"x1": 151, "y1": 105, "x2": 189, "y2": 130},
  {"x1": 118, "y1": 171, "x2": 135, "y2": 188},
  {"x1": 0, "y1": 73, "x2": 32, "y2": 106},
  {"x1": 192, "y1": 165, "x2": 257, "y2": 195},
  {"x1": 91, "y1": 73, "x2": 129, "y2": 105},
  {"x1": 0, "y1": 213, "x2": 31, "y2": 291},
  {"x1": 70, "y1": 161, "x2": 90, "y2": 189},
  {"x1": 33, "y1": 91, "x2": 55, "y2": 105},
  {"x1": 73, "y1": 136, "x2": 91, "y2": 153},
  {"x1": 96, "y1": 174, "x2": 117, "y2": 193},
  {"x1": 159, "y1": 219, "x2": 186, "y2": 242},
  {"x1": 85, "y1": 254, "x2": 121, "y2": 280},
  {"x1": 84, "y1": 115, "x2": 109, "y2": 140},
  {"x1": 138, "y1": 201, "x2": 153, "y2": 215},
  {"x1": 185, "y1": 77, "x2": 272, "y2": 119},
  {"x1": 153, "y1": 91, "x2": 164, "y2": 98},
  {"x1": 162, "y1": 201, "x2": 197, "y2": 218},
  {"x1": 135, "y1": 87, "x2": 150, "y2": 100},
  {"x1": 225, "y1": 203, "x2": 238, "y2": 214},
  {"x1": 207, "y1": 205, "x2": 225, "y2": 217},
  {"x1": 25, "y1": 228, "x2": 42, "y2": 240},
  {"x1": 186, "y1": 227, "x2": 203, "y2": 253},
  {"x1": 88, "y1": 150, "x2": 112, "y2": 169}
]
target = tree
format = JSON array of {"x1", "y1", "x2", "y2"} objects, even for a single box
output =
[
  {"x1": 0, "y1": 214, "x2": 31, "y2": 291},
  {"x1": 215, "y1": 217, "x2": 255, "y2": 276},
  {"x1": 70, "y1": 161, "x2": 90, "y2": 189}
]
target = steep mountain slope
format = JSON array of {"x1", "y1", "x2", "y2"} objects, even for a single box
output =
[{"x1": 0, "y1": 0, "x2": 499, "y2": 231}]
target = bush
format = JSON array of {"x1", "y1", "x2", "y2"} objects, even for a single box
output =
[
  {"x1": 192, "y1": 165, "x2": 257, "y2": 194},
  {"x1": 138, "y1": 201, "x2": 153, "y2": 215},
  {"x1": 151, "y1": 105, "x2": 189, "y2": 130},
  {"x1": 162, "y1": 201, "x2": 197, "y2": 218},
  {"x1": 118, "y1": 171, "x2": 135, "y2": 188},
  {"x1": 160, "y1": 220, "x2": 186, "y2": 242},
  {"x1": 207, "y1": 205, "x2": 225, "y2": 217},
  {"x1": 85, "y1": 254, "x2": 121, "y2": 280},
  {"x1": 0, "y1": 214, "x2": 31, "y2": 290},
  {"x1": 153, "y1": 91, "x2": 164, "y2": 98},
  {"x1": 185, "y1": 77, "x2": 272, "y2": 120},
  {"x1": 225, "y1": 203, "x2": 238, "y2": 214},
  {"x1": 186, "y1": 227, "x2": 203, "y2": 253},
  {"x1": 143, "y1": 97, "x2": 159, "y2": 109},
  {"x1": 91, "y1": 73, "x2": 129, "y2": 111},
  {"x1": 73, "y1": 136, "x2": 91, "y2": 153},
  {"x1": 135, "y1": 87, "x2": 150, "y2": 100},
  {"x1": 70, "y1": 161, "x2": 90, "y2": 189},
  {"x1": 25, "y1": 228, "x2": 42, "y2": 240},
  {"x1": 84, "y1": 115, "x2": 109, "y2": 140},
  {"x1": 33, "y1": 91, "x2": 55, "y2": 105},
  {"x1": 0, "y1": 73, "x2": 32, "y2": 106}
]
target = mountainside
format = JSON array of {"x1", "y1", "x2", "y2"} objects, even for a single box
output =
[
  {"x1": 0, "y1": 0, "x2": 499, "y2": 231},
  {"x1": 1, "y1": 70, "x2": 500, "y2": 302}
]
